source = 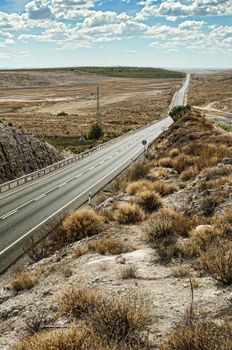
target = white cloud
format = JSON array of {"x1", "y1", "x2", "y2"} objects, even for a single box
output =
[{"x1": 136, "y1": 0, "x2": 232, "y2": 20}]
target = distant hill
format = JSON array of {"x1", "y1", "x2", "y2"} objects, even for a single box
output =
[{"x1": 71, "y1": 66, "x2": 185, "y2": 79}]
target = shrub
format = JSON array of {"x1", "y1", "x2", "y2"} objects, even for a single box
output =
[
  {"x1": 200, "y1": 195, "x2": 221, "y2": 216},
  {"x1": 169, "y1": 105, "x2": 191, "y2": 121},
  {"x1": 169, "y1": 148, "x2": 180, "y2": 157},
  {"x1": 126, "y1": 180, "x2": 152, "y2": 195},
  {"x1": 189, "y1": 226, "x2": 223, "y2": 255},
  {"x1": 158, "y1": 157, "x2": 174, "y2": 168},
  {"x1": 172, "y1": 264, "x2": 191, "y2": 278},
  {"x1": 160, "y1": 319, "x2": 232, "y2": 350},
  {"x1": 62, "y1": 209, "x2": 103, "y2": 242},
  {"x1": 88, "y1": 237, "x2": 127, "y2": 255},
  {"x1": 198, "y1": 239, "x2": 232, "y2": 284},
  {"x1": 152, "y1": 181, "x2": 178, "y2": 196},
  {"x1": 114, "y1": 203, "x2": 145, "y2": 224},
  {"x1": 180, "y1": 167, "x2": 198, "y2": 181},
  {"x1": 172, "y1": 155, "x2": 195, "y2": 173},
  {"x1": 136, "y1": 190, "x2": 161, "y2": 212},
  {"x1": 126, "y1": 161, "x2": 150, "y2": 181},
  {"x1": 57, "y1": 285, "x2": 100, "y2": 319},
  {"x1": 90, "y1": 296, "x2": 151, "y2": 346},
  {"x1": 147, "y1": 208, "x2": 192, "y2": 241},
  {"x1": 88, "y1": 123, "x2": 104, "y2": 140},
  {"x1": 13, "y1": 327, "x2": 113, "y2": 350},
  {"x1": 9, "y1": 270, "x2": 37, "y2": 292},
  {"x1": 119, "y1": 265, "x2": 137, "y2": 279}
]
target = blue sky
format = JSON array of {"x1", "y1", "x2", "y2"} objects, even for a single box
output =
[{"x1": 0, "y1": 0, "x2": 231, "y2": 69}]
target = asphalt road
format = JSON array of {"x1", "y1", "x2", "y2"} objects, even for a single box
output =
[{"x1": 0, "y1": 74, "x2": 190, "y2": 271}]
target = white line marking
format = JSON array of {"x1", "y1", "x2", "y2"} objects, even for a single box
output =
[
  {"x1": 0, "y1": 209, "x2": 18, "y2": 220},
  {"x1": 34, "y1": 194, "x2": 46, "y2": 201}
]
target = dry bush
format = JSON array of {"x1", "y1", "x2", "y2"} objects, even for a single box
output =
[
  {"x1": 197, "y1": 143, "x2": 232, "y2": 169},
  {"x1": 13, "y1": 327, "x2": 115, "y2": 350},
  {"x1": 169, "y1": 148, "x2": 180, "y2": 157},
  {"x1": 172, "y1": 155, "x2": 196, "y2": 173},
  {"x1": 147, "y1": 208, "x2": 192, "y2": 241},
  {"x1": 60, "y1": 265, "x2": 73, "y2": 278},
  {"x1": 25, "y1": 311, "x2": 47, "y2": 336},
  {"x1": 198, "y1": 239, "x2": 232, "y2": 284},
  {"x1": 160, "y1": 318, "x2": 232, "y2": 350},
  {"x1": 62, "y1": 209, "x2": 104, "y2": 242},
  {"x1": 200, "y1": 195, "x2": 222, "y2": 216},
  {"x1": 9, "y1": 269, "x2": 37, "y2": 292},
  {"x1": 126, "y1": 161, "x2": 151, "y2": 181},
  {"x1": 205, "y1": 165, "x2": 232, "y2": 181},
  {"x1": 213, "y1": 209, "x2": 232, "y2": 237},
  {"x1": 189, "y1": 226, "x2": 223, "y2": 255},
  {"x1": 158, "y1": 157, "x2": 174, "y2": 168},
  {"x1": 126, "y1": 179, "x2": 152, "y2": 195},
  {"x1": 152, "y1": 181, "x2": 178, "y2": 196},
  {"x1": 180, "y1": 167, "x2": 198, "y2": 181},
  {"x1": 88, "y1": 237, "x2": 127, "y2": 255},
  {"x1": 114, "y1": 203, "x2": 145, "y2": 224},
  {"x1": 90, "y1": 296, "x2": 152, "y2": 346},
  {"x1": 57, "y1": 285, "x2": 100, "y2": 319},
  {"x1": 111, "y1": 173, "x2": 128, "y2": 194},
  {"x1": 73, "y1": 245, "x2": 89, "y2": 258},
  {"x1": 172, "y1": 264, "x2": 191, "y2": 278},
  {"x1": 136, "y1": 190, "x2": 161, "y2": 212},
  {"x1": 119, "y1": 265, "x2": 137, "y2": 279}
]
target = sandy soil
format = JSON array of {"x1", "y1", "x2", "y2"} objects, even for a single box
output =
[{"x1": 0, "y1": 70, "x2": 182, "y2": 137}]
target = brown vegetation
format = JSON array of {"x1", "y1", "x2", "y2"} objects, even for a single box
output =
[
  {"x1": 114, "y1": 203, "x2": 145, "y2": 224},
  {"x1": 62, "y1": 209, "x2": 104, "y2": 242}
]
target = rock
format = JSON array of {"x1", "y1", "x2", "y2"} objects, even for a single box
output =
[
  {"x1": 194, "y1": 225, "x2": 213, "y2": 233},
  {"x1": 0, "y1": 123, "x2": 63, "y2": 184}
]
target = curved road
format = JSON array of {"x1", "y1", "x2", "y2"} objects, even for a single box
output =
[{"x1": 0, "y1": 74, "x2": 190, "y2": 272}]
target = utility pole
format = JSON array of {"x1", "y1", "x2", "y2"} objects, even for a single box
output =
[{"x1": 96, "y1": 85, "x2": 100, "y2": 124}]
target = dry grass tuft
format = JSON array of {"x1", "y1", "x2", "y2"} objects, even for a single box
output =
[
  {"x1": 169, "y1": 148, "x2": 180, "y2": 157},
  {"x1": 136, "y1": 190, "x2": 161, "y2": 212},
  {"x1": 126, "y1": 161, "x2": 151, "y2": 181},
  {"x1": 90, "y1": 296, "x2": 152, "y2": 346},
  {"x1": 114, "y1": 203, "x2": 145, "y2": 224},
  {"x1": 57, "y1": 285, "x2": 100, "y2": 319},
  {"x1": 126, "y1": 179, "x2": 152, "y2": 195},
  {"x1": 152, "y1": 181, "x2": 178, "y2": 196},
  {"x1": 158, "y1": 157, "x2": 174, "y2": 168},
  {"x1": 119, "y1": 265, "x2": 137, "y2": 279},
  {"x1": 172, "y1": 155, "x2": 196, "y2": 173},
  {"x1": 62, "y1": 209, "x2": 104, "y2": 242},
  {"x1": 172, "y1": 264, "x2": 191, "y2": 278},
  {"x1": 9, "y1": 269, "x2": 38, "y2": 292},
  {"x1": 160, "y1": 318, "x2": 232, "y2": 350},
  {"x1": 13, "y1": 326, "x2": 115, "y2": 350},
  {"x1": 88, "y1": 237, "x2": 128, "y2": 255},
  {"x1": 198, "y1": 239, "x2": 232, "y2": 284},
  {"x1": 180, "y1": 167, "x2": 198, "y2": 181},
  {"x1": 72, "y1": 245, "x2": 89, "y2": 258}
]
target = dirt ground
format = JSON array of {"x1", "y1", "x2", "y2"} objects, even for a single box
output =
[
  {"x1": 0, "y1": 70, "x2": 182, "y2": 138},
  {"x1": 188, "y1": 71, "x2": 232, "y2": 114}
]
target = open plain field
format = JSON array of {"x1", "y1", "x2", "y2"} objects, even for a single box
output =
[
  {"x1": 0, "y1": 69, "x2": 183, "y2": 151},
  {"x1": 188, "y1": 71, "x2": 232, "y2": 132},
  {"x1": 188, "y1": 71, "x2": 232, "y2": 114}
]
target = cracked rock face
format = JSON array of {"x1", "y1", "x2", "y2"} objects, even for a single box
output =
[{"x1": 0, "y1": 123, "x2": 63, "y2": 184}]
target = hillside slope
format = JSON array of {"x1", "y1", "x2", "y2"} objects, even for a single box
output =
[
  {"x1": 0, "y1": 112, "x2": 231, "y2": 349},
  {"x1": 0, "y1": 123, "x2": 63, "y2": 184}
]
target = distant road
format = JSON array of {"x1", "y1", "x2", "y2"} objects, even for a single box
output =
[{"x1": 0, "y1": 74, "x2": 190, "y2": 272}]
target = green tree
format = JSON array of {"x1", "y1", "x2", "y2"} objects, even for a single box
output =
[{"x1": 88, "y1": 123, "x2": 104, "y2": 140}]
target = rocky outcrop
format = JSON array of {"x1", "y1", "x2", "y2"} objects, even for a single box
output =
[{"x1": 0, "y1": 123, "x2": 63, "y2": 184}]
